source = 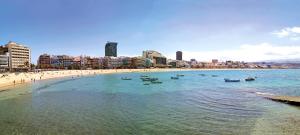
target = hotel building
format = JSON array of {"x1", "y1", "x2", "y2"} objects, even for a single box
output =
[
  {"x1": 0, "y1": 41, "x2": 31, "y2": 71},
  {"x1": 0, "y1": 53, "x2": 9, "y2": 72},
  {"x1": 142, "y1": 50, "x2": 167, "y2": 67}
]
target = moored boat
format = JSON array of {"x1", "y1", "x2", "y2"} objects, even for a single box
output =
[
  {"x1": 151, "y1": 80, "x2": 163, "y2": 84},
  {"x1": 224, "y1": 78, "x2": 240, "y2": 82},
  {"x1": 141, "y1": 77, "x2": 158, "y2": 82},
  {"x1": 121, "y1": 77, "x2": 132, "y2": 80},
  {"x1": 245, "y1": 77, "x2": 255, "y2": 81},
  {"x1": 176, "y1": 74, "x2": 184, "y2": 77},
  {"x1": 171, "y1": 76, "x2": 179, "y2": 79}
]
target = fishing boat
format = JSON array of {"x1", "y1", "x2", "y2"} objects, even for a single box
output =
[
  {"x1": 140, "y1": 75, "x2": 149, "y2": 78},
  {"x1": 151, "y1": 80, "x2": 163, "y2": 84},
  {"x1": 171, "y1": 76, "x2": 179, "y2": 79},
  {"x1": 176, "y1": 74, "x2": 184, "y2": 77},
  {"x1": 245, "y1": 77, "x2": 255, "y2": 81},
  {"x1": 140, "y1": 77, "x2": 150, "y2": 80},
  {"x1": 141, "y1": 77, "x2": 158, "y2": 82},
  {"x1": 224, "y1": 78, "x2": 240, "y2": 82},
  {"x1": 150, "y1": 78, "x2": 159, "y2": 81},
  {"x1": 199, "y1": 74, "x2": 206, "y2": 76},
  {"x1": 121, "y1": 77, "x2": 132, "y2": 80}
]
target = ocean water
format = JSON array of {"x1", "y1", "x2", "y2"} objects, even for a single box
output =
[{"x1": 0, "y1": 69, "x2": 300, "y2": 135}]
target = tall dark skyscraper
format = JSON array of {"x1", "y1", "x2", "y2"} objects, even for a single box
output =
[
  {"x1": 176, "y1": 51, "x2": 182, "y2": 60},
  {"x1": 105, "y1": 42, "x2": 117, "y2": 57}
]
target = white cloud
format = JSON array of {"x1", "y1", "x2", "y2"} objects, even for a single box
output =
[
  {"x1": 165, "y1": 43, "x2": 300, "y2": 62},
  {"x1": 272, "y1": 26, "x2": 300, "y2": 40}
]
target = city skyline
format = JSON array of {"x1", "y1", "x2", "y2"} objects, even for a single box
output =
[{"x1": 1, "y1": 0, "x2": 300, "y2": 62}]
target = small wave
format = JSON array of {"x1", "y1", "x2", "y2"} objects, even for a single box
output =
[
  {"x1": 255, "y1": 92, "x2": 275, "y2": 96},
  {"x1": 241, "y1": 89, "x2": 275, "y2": 96}
]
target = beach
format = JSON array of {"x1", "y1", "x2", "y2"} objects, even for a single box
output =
[
  {"x1": 0, "y1": 68, "x2": 275, "y2": 91},
  {"x1": 0, "y1": 69, "x2": 299, "y2": 134},
  {"x1": 0, "y1": 68, "x2": 197, "y2": 91}
]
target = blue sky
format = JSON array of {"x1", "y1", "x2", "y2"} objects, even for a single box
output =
[{"x1": 1, "y1": 0, "x2": 300, "y2": 63}]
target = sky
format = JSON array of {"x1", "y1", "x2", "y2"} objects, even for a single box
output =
[{"x1": 1, "y1": 0, "x2": 300, "y2": 63}]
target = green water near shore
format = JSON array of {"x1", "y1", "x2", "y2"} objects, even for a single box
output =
[{"x1": 0, "y1": 69, "x2": 300, "y2": 134}]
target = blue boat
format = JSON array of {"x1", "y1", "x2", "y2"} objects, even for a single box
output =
[
  {"x1": 171, "y1": 76, "x2": 179, "y2": 79},
  {"x1": 141, "y1": 77, "x2": 158, "y2": 82},
  {"x1": 245, "y1": 77, "x2": 255, "y2": 81},
  {"x1": 121, "y1": 77, "x2": 132, "y2": 80},
  {"x1": 151, "y1": 80, "x2": 163, "y2": 84},
  {"x1": 224, "y1": 78, "x2": 240, "y2": 82}
]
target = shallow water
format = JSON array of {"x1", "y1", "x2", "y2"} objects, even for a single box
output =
[{"x1": 0, "y1": 69, "x2": 300, "y2": 135}]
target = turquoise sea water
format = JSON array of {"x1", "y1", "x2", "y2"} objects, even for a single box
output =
[{"x1": 0, "y1": 69, "x2": 300, "y2": 135}]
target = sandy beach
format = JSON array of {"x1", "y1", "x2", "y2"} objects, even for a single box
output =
[
  {"x1": 0, "y1": 68, "x2": 189, "y2": 91},
  {"x1": 0, "y1": 68, "x2": 272, "y2": 91}
]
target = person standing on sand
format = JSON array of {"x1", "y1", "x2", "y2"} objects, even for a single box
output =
[{"x1": 13, "y1": 80, "x2": 16, "y2": 85}]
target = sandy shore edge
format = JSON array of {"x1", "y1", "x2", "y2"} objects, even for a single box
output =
[{"x1": 0, "y1": 68, "x2": 275, "y2": 91}]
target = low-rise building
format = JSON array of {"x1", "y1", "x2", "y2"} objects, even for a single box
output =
[
  {"x1": 120, "y1": 57, "x2": 132, "y2": 69},
  {"x1": 37, "y1": 54, "x2": 51, "y2": 69},
  {"x1": 50, "y1": 55, "x2": 74, "y2": 69},
  {"x1": 131, "y1": 56, "x2": 151, "y2": 68},
  {"x1": 103, "y1": 56, "x2": 122, "y2": 69},
  {"x1": 142, "y1": 50, "x2": 167, "y2": 67},
  {"x1": 168, "y1": 60, "x2": 187, "y2": 68},
  {"x1": 72, "y1": 56, "x2": 83, "y2": 69},
  {"x1": 87, "y1": 57, "x2": 101, "y2": 69},
  {"x1": 212, "y1": 59, "x2": 218, "y2": 64}
]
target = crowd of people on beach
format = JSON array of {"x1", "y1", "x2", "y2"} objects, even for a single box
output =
[{"x1": 0, "y1": 69, "x2": 175, "y2": 90}]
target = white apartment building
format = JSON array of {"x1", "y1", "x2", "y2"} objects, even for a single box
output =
[{"x1": 0, "y1": 41, "x2": 31, "y2": 71}]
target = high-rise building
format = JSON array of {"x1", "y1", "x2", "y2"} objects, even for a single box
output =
[
  {"x1": 176, "y1": 51, "x2": 182, "y2": 60},
  {"x1": 0, "y1": 41, "x2": 31, "y2": 71},
  {"x1": 105, "y1": 42, "x2": 117, "y2": 57}
]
